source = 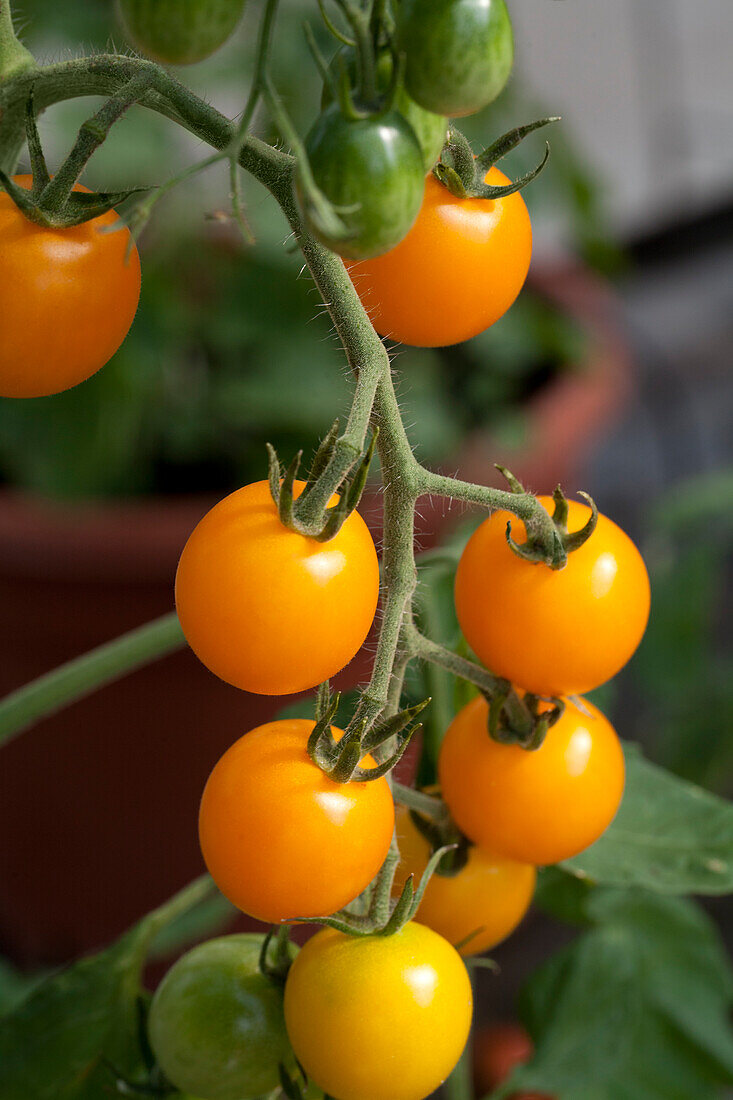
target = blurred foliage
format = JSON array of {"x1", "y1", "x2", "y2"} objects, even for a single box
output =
[
  {"x1": 509, "y1": 888, "x2": 733, "y2": 1100},
  {"x1": 0, "y1": 0, "x2": 600, "y2": 501},
  {"x1": 628, "y1": 471, "x2": 733, "y2": 794}
]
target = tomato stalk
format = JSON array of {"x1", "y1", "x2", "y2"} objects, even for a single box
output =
[{"x1": 0, "y1": 0, "x2": 34, "y2": 83}]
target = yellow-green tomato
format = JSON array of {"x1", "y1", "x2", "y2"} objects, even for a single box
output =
[
  {"x1": 284, "y1": 922, "x2": 473, "y2": 1100},
  {"x1": 148, "y1": 934, "x2": 294, "y2": 1100}
]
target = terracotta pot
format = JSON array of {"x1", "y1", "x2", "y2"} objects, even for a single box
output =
[{"x1": 0, "y1": 264, "x2": 631, "y2": 967}]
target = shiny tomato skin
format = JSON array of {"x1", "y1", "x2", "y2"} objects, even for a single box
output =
[
  {"x1": 300, "y1": 105, "x2": 426, "y2": 260},
  {"x1": 438, "y1": 694, "x2": 625, "y2": 866},
  {"x1": 394, "y1": 804, "x2": 536, "y2": 956},
  {"x1": 175, "y1": 479, "x2": 379, "y2": 695},
  {"x1": 346, "y1": 167, "x2": 531, "y2": 347},
  {"x1": 148, "y1": 934, "x2": 294, "y2": 1100},
  {"x1": 455, "y1": 495, "x2": 651, "y2": 697},
  {"x1": 0, "y1": 176, "x2": 141, "y2": 399},
  {"x1": 322, "y1": 48, "x2": 448, "y2": 173},
  {"x1": 117, "y1": 0, "x2": 245, "y2": 65},
  {"x1": 284, "y1": 921, "x2": 473, "y2": 1100},
  {"x1": 198, "y1": 718, "x2": 395, "y2": 923},
  {"x1": 399, "y1": 0, "x2": 514, "y2": 118}
]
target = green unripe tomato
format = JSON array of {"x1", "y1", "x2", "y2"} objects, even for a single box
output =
[
  {"x1": 117, "y1": 0, "x2": 246, "y2": 65},
  {"x1": 398, "y1": 0, "x2": 514, "y2": 118},
  {"x1": 299, "y1": 104, "x2": 426, "y2": 261},
  {"x1": 322, "y1": 49, "x2": 447, "y2": 173},
  {"x1": 148, "y1": 934, "x2": 295, "y2": 1100}
]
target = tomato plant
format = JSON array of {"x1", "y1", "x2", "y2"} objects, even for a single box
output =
[
  {"x1": 175, "y1": 479, "x2": 379, "y2": 694},
  {"x1": 117, "y1": 0, "x2": 246, "y2": 65},
  {"x1": 394, "y1": 803, "x2": 536, "y2": 955},
  {"x1": 4, "y1": 6, "x2": 725, "y2": 1100},
  {"x1": 0, "y1": 176, "x2": 140, "y2": 398},
  {"x1": 398, "y1": 0, "x2": 514, "y2": 118},
  {"x1": 284, "y1": 921, "x2": 473, "y2": 1100},
  {"x1": 148, "y1": 934, "x2": 294, "y2": 1100},
  {"x1": 455, "y1": 494, "x2": 651, "y2": 696},
  {"x1": 198, "y1": 718, "x2": 395, "y2": 922},
  {"x1": 299, "y1": 104, "x2": 426, "y2": 260},
  {"x1": 439, "y1": 693, "x2": 625, "y2": 865},
  {"x1": 346, "y1": 167, "x2": 531, "y2": 346}
]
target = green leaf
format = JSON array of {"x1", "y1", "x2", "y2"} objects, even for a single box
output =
[
  {"x1": 0, "y1": 876, "x2": 216, "y2": 1099},
  {"x1": 561, "y1": 746, "x2": 733, "y2": 895},
  {"x1": 502, "y1": 891, "x2": 733, "y2": 1100}
]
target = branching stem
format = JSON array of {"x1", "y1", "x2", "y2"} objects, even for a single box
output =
[{"x1": 0, "y1": 51, "x2": 558, "y2": 759}]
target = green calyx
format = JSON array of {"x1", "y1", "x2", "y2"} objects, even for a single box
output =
[
  {"x1": 307, "y1": 689, "x2": 428, "y2": 784},
  {"x1": 433, "y1": 117, "x2": 559, "y2": 200},
  {"x1": 302, "y1": 838, "x2": 455, "y2": 939},
  {"x1": 267, "y1": 420, "x2": 377, "y2": 541},
  {"x1": 406, "y1": 798, "x2": 471, "y2": 878},
  {"x1": 0, "y1": 90, "x2": 149, "y2": 229},
  {"x1": 484, "y1": 685, "x2": 565, "y2": 751},
  {"x1": 499, "y1": 467, "x2": 599, "y2": 570}
]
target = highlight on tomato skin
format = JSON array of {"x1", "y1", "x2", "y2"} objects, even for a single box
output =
[
  {"x1": 438, "y1": 693, "x2": 626, "y2": 866},
  {"x1": 0, "y1": 176, "x2": 141, "y2": 399},
  {"x1": 346, "y1": 166, "x2": 532, "y2": 348},
  {"x1": 198, "y1": 718, "x2": 395, "y2": 924},
  {"x1": 283, "y1": 921, "x2": 474, "y2": 1100},
  {"x1": 393, "y1": 802, "x2": 536, "y2": 956},
  {"x1": 454, "y1": 494, "x2": 651, "y2": 697},
  {"x1": 174, "y1": 479, "x2": 379, "y2": 695}
]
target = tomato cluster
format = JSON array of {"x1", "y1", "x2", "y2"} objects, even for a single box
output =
[
  {"x1": 441, "y1": 496, "x2": 650, "y2": 866},
  {"x1": 293, "y1": 0, "x2": 534, "y2": 349}
]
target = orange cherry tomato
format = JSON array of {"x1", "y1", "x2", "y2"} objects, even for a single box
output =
[
  {"x1": 455, "y1": 495, "x2": 651, "y2": 697},
  {"x1": 346, "y1": 167, "x2": 531, "y2": 348},
  {"x1": 0, "y1": 175, "x2": 141, "y2": 398},
  {"x1": 199, "y1": 718, "x2": 395, "y2": 923},
  {"x1": 438, "y1": 694, "x2": 625, "y2": 865},
  {"x1": 175, "y1": 479, "x2": 379, "y2": 695},
  {"x1": 393, "y1": 803, "x2": 535, "y2": 956},
  {"x1": 284, "y1": 921, "x2": 473, "y2": 1100}
]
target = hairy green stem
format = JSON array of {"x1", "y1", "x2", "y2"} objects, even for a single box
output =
[
  {"x1": 0, "y1": 613, "x2": 184, "y2": 748},
  {"x1": 0, "y1": 0, "x2": 34, "y2": 82},
  {"x1": 404, "y1": 624, "x2": 534, "y2": 737}
]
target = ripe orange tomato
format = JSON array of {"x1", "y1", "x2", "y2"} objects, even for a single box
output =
[
  {"x1": 455, "y1": 495, "x2": 651, "y2": 697},
  {"x1": 394, "y1": 803, "x2": 535, "y2": 956},
  {"x1": 346, "y1": 167, "x2": 531, "y2": 347},
  {"x1": 438, "y1": 694, "x2": 625, "y2": 865},
  {"x1": 198, "y1": 718, "x2": 394, "y2": 923},
  {"x1": 0, "y1": 175, "x2": 141, "y2": 398},
  {"x1": 175, "y1": 479, "x2": 379, "y2": 695},
  {"x1": 284, "y1": 921, "x2": 473, "y2": 1100}
]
